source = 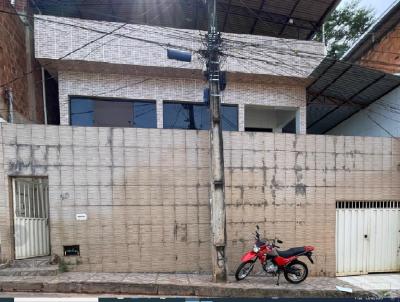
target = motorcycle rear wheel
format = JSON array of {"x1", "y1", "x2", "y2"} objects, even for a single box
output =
[
  {"x1": 235, "y1": 260, "x2": 255, "y2": 281},
  {"x1": 284, "y1": 260, "x2": 308, "y2": 284}
]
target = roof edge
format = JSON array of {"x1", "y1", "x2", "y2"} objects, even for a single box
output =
[{"x1": 341, "y1": 0, "x2": 400, "y2": 61}]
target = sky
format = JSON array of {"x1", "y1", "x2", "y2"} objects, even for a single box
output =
[{"x1": 340, "y1": 0, "x2": 396, "y2": 17}]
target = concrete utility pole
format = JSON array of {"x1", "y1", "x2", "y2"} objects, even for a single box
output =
[
  {"x1": 6, "y1": 88, "x2": 14, "y2": 123},
  {"x1": 206, "y1": 0, "x2": 227, "y2": 283}
]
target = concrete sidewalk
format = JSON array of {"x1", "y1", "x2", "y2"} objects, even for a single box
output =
[
  {"x1": 339, "y1": 274, "x2": 400, "y2": 298},
  {"x1": 0, "y1": 272, "x2": 391, "y2": 298}
]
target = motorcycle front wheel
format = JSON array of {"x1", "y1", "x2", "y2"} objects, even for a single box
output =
[
  {"x1": 235, "y1": 260, "x2": 255, "y2": 281},
  {"x1": 284, "y1": 260, "x2": 308, "y2": 284}
]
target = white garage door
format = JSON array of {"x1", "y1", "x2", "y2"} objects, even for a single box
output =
[{"x1": 336, "y1": 200, "x2": 400, "y2": 276}]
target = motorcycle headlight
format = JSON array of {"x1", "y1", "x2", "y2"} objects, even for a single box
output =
[{"x1": 253, "y1": 245, "x2": 260, "y2": 253}]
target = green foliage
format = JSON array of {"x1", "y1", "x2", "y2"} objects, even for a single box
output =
[
  {"x1": 58, "y1": 259, "x2": 69, "y2": 273},
  {"x1": 315, "y1": 0, "x2": 375, "y2": 58}
]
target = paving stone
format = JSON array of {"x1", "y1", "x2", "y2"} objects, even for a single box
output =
[{"x1": 0, "y1": 272, "x2": 391, "y2": 298}]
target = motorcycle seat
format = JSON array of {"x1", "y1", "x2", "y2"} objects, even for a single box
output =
[{"x1": 277, "y1": 247, "x2": 306, "y2": 258}]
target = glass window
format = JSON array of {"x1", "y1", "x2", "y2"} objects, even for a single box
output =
[
  {"x1": 163, "y1": 102, "x2": 209, "y2": 130},
  {"x1": 70, "y1": 98, "x2": 156, "y2": 128},
  {"x1": 133, "y1": 101, "x2": 157, "y2": 128},
  {"x1": 221, "y1": 105, "x2": 238, "y2": 131},
  {"x1": 70, "y1": 98, "x2": 94, "y2": 126},
  {"x1": 163, "y1": 102, "x2": 238, "y2": 131}
]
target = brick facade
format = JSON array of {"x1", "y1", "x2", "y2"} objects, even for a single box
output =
[
  {"x1": 0, "y1": 0, "x2": 44, "y2": 123},
  {"x1": 1, "y1": 124, "x2": 399, "y2": 276},
  {"x1": 358, "y1": 25, "x2": 400, "y2": 74}
]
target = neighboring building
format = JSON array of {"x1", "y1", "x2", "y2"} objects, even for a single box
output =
[
  {"x1": 0, "y1": 0, "x2": 399, "y2": 278},
  {"x1": 327, "y1": 0, "x2": 400, "y2": 137},
  {"x1": 0, "y1": 0, "x2": 45, "y2": 123}
]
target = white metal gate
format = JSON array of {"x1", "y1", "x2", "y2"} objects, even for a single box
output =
[
  {"x1": 336, "y1": 201, "x2": 400, "y2": 276},
  {"x1": 12, "y1": 178, "x2": 50, "y2": 259}
]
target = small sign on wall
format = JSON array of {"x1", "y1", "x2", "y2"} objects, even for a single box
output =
[{"x1": 76, "y1": 213, "x2": 87, "y2": 221}]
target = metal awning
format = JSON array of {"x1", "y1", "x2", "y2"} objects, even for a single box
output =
[
  {"x1": 307, "y1": 58, "x2": 400, "y2": 134},
  {"x1": 32, "y1": 0, "x2": 340, "y2": 40}
]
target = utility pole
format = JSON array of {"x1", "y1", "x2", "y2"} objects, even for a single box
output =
[
  {"x1": 206, "y1": 0, "x2": 227, "y2": 283},
  {"x1": 6, "y1": 88, "x2": 14, "y2": 123},
  {"x1": 167, "y1": 0, "x2": 227, "y2": 283}
]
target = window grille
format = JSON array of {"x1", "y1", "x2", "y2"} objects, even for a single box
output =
[{"x1": 336, "y1": 200, "x2": 400, "y2": 209}]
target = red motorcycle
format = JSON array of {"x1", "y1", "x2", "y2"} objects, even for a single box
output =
[{"x1": 235, "y1": 225, "x2": 315, "y2": 285}]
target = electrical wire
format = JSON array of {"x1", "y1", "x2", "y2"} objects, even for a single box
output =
[
  {"x1": 365, "y1": 111, "x2": 400, "y2": 139},
  {"x1": 1, "y1": 3, "x2": 399, "y2": 134},
  {"x1": 0, "y1": 8, "x2": 202, "y2": 91}
]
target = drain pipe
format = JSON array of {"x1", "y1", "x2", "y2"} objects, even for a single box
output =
[
  {"x1": 41, "y1": 67, "x2": 48, "y2": 124},
  {"x1": 6, "y1": 88, "x2": 14, "y2": 123}
]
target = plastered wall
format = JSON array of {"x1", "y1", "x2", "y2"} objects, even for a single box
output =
[{"x1": 1, "y1": 124, "x2": 399, "y2": 276}]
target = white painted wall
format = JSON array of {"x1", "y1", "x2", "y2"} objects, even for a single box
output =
[{"x1": 328, "y1": 87, "x2": 400, "y2": 137}]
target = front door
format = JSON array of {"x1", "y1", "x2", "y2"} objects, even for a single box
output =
[{"x1": 12, "y1": 178, "x2": 50, "y2": 259}]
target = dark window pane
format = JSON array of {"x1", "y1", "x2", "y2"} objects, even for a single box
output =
[
  {"x1": 163, "y1": 103, "x2": 190, "y2": 129},
  {"x1": 70, "y1": 98, "x2": 94, "y2": 126},
  {"x1": 221, "y1": 105, "x2": 238, "y2": 131},
  {"x1": 193, "y1": 104, "x2": 209, "y2": 130},
  {"x1": 164, "y1": 103, "x2": 210, "y2": 130},
  {"x1": 164, "y1": 102, "x2": 238, "y2": 131},
  {"x1": 93, "y1": 100, "x2": 133, "y2": 127},
  {"x1": 70, "y1": 98, "x2": 156, "y2": 128},
  {"x1": 133, "y1": 101, "x2": 157, "y2": 128}
]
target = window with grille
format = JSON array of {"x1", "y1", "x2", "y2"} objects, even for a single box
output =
[
  {"x1": 336, "y1": 200, "x2": 400, "y2": 209},
  {"x1": 13, "y1": 178, "x2": 49, "y2": 219}
]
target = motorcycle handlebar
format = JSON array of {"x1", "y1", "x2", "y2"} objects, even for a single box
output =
[{"x1": 253, "y1": 226, "x2": 284, "y2": 245}]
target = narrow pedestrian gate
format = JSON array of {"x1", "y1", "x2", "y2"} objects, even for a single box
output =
[
  {"x1": 12, "y1": 178, "x2": 50, "y2": 259},
  {"x1": 336, "y1": 201, "x2": 400, "y2": 276}
]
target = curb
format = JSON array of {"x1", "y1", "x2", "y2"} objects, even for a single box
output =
[{"x1": 0, "y1": 280, "x2": 380, "y2": 298}]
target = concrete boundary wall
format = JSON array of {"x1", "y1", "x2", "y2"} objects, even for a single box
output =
[{"x1": 0, "y1": 123, "x2": 399, "y2": 276}]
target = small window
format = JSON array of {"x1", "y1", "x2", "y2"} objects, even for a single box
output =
[
  {"x1": 163, "y1": 101, "x2": 238, "y2": 131},
  {"x1": 70, "y1": 97, "x2": 156, "y2": 128},
  {"x1": 63, "y1": 245, "x2": 80, "y2": 256}
]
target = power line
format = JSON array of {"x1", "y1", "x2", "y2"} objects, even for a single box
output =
[
  {"x1": 0, "y1": 16, "x2": 126, "y2": 88},
  {"x1": 0, "y1": 8, "x2": 201, "y2": 90},
  {"x1": 3, "y1": 3, "x2": 399, "y2": 135},
  {"x1": 365, "y1": 112, "x2": 400, "y2": 139}
]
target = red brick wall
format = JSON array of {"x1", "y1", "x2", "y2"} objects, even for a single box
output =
[
  {"x1": 358, "y1": 25, "x2": 400, "y2": 74},
  {"x1": 0, "y1": 0, "x2": 43, "y2": 123}
]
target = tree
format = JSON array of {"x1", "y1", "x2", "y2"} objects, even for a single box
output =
[{"x1": 315, "y1": 0, "x2": 376, "y2": 58}]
